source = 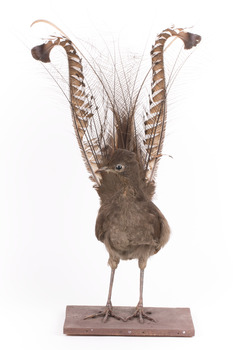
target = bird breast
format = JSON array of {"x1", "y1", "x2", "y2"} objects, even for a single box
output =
[{"x1": 102, "y1": 196, "x2": 160, "y2": 258}]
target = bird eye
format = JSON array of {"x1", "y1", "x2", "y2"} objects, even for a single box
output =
[{"x1": 115, "y1": 164, "x2": 123, "y2": 171}]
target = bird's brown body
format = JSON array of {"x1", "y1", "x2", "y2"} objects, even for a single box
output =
[
  {"x1": 96, "y1": 149, "x2": 170, "y2": 271},
  {"x1": 31, "y1": 24, "x2": 201, "y2": 322}
]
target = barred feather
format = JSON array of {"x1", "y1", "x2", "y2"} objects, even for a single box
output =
[
  {"x1": 31, "y1": 23, "x2": 201, "y2": 189},
  {"x1": 144, "y1": 28, "x2": 201, "y2": 182},
  {"x1": 32, "y1": 34, "x2": 104, "y2": 184}
]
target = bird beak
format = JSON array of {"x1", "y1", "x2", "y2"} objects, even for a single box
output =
[{"x1": 95, "y1": 166, "x2": 109, "y2": 174}]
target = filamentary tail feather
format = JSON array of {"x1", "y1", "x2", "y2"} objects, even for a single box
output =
[{"x1": 31, "y1": 23, "x2": 201, "y2": 187}]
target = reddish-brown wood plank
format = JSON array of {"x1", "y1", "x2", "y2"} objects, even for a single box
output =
[{"x1": 63, "y1": 305, "x2": 195, "y2": 337}]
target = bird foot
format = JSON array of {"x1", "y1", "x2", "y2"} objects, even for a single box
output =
[
  {"x1": 84, "y1": 302, "x2": 125, "y2": 323},
  {"x1": 125, "y1": 303, "x2": 157, "y2": 323}
]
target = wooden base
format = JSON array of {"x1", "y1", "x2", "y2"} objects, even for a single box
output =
[{"x1": 63, "y1": 305, "x2": 195, "y2": 337}]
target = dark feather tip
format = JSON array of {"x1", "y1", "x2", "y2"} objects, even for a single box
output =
[
  {"x1": 176, "y1": 31, "x2": 202, "y2": 50},
  {"x1": 184, "y1": 33, "x2": 202, "y2": 50},
  {"x1": 31, "y1": 44, "x2": 51, "y2": 63}
]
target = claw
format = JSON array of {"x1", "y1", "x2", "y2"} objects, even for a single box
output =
[
  {"x1": 84, "y1": 303, "x2": 125, "y2": 323},
  {"x1": 125, "y1": 304, "x2": 157, "y2": 323}
]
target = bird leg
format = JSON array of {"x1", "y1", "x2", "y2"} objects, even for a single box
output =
[
  {"x1": 125, "y1": 269, "x2": 156, "y2": 323},
  {"x1": 84, "y1": 268, "x2": 124, "y2": 322}
]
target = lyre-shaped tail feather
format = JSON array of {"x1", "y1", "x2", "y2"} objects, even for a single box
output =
[
  {"x1": 31, "y1": 24, "x2": 201, "y2": 188},
  {"x1": 31, "y1": 35, "x2": 101, "y2": 184},
  {"x1": 144, "y1": 28, "x2": 201, "y2": 182}
]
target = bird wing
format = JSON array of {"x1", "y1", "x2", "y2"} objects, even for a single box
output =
[{"x1": 144, "y1": 27, "x2": 201, "y2": 182}]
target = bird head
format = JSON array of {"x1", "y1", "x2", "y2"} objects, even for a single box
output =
[{"x1": 96, "y1": 149, "x2": 140, "y2": 185}]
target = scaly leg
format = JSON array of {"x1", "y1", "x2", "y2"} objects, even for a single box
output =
[
  {"x1": 84, "y1": 268, "x2": 124, "y2": 322},
  {"x1": 125, "y1": 269, "x2": 156, "y2": 323}
]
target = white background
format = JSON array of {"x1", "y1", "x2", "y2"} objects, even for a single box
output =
[{"x1": 1, "y1": 0, "x2": 233, "y2": 349}]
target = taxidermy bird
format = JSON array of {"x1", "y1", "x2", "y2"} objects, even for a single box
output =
[{"x1": 31, "y1": 23, "x2": 201, "y2": 323}]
